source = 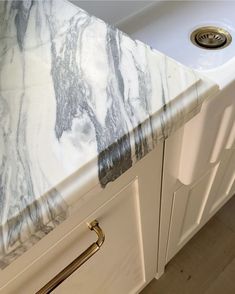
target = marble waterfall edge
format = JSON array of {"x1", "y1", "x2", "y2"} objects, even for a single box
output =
[{"x1": 0, "y1": 0, "x2": 218, "y2": 269}]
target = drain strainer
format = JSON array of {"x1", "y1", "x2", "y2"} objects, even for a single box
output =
[{"x1": 190, "y1": 26, "x2": 232, "y2": 49}]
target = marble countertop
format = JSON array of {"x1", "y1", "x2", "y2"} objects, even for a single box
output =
[{"x1": 0, "y1": 0, "x2": 218, "y2": 269}]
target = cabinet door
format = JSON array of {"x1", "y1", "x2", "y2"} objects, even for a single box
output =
[
  {"x1": 160, "y1": 86, "x2": 235, "y2": 267},
  {"x1": 202, "y1": 149, "x2": 235, "y2": 220},
  {"x1": 54, "y1": 179, "x2": 146, "y2": 294},
  {"x1": 0, "y1": 146, "x2": 163, "y2": 294},
  {"x1": 166, "y1": 164, "x2": 219, "y2": 262},
  {"x1": 166, "y1": 149, "x2": 235, "y2": 263}
]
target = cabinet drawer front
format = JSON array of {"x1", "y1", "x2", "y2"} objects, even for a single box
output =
[
  {"x1": 53, "y1": 179, "x2": 145, "y2": 294},
  {"x1": 2, "y1": 179, "x2": 146, "y2": 294}
]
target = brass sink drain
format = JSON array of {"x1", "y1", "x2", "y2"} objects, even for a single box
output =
[{"x1": 190, "y1": 26, "x2": 232, "y2": 49}]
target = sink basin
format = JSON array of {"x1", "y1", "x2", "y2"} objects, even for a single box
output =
[
  {"x1": 73, "y1": 1, "x2": 235, "y2": 87},
  {"x1": 118, "y1": 1, "x2": 235, "y2": 71}
]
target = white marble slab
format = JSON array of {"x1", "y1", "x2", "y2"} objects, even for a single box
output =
[{"x1": 0, "y1": 0, "x2": 218, "y2": 269}]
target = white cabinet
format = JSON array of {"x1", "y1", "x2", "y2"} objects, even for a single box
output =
[
  {"x1": 166, "y1": 150, "x2": 235, "y2": 262},
  {"x1": 203, "y1": 148, "x2": 235, "y2": 220},
  {"x1": 166, "y1": 164, "x2": 219, "y2": 262},
  {"x1": 159, "y1": 84, "x2": 235, "y2": 269},
  {"x1": 0, "y1": 145, "x2": 163, "y2": 294},
  {"x1": 54, "y1": 179, "x2": 146, "y2": 294}
]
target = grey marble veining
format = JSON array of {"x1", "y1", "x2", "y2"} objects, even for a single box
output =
[{"x1": 0, "y1": 0, "x2": 218, "y2": 269}]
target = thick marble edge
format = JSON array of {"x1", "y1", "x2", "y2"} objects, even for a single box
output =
[{"x1": 0, "y1": 0, "x2": 219, "y2": 270}]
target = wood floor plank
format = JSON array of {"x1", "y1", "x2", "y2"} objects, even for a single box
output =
[
  {"x1": 141, "y1": 196, "x2": 235, "y2": 294},
  {"x1": 172, "y1": 218, "x2": 235, "y2": 292},
  {"x1": 216, "y1": 195, "x2": 235, "y2": 233},
  {"x1": 205, "y1": 257, "x2": 235, "y2": 294}
]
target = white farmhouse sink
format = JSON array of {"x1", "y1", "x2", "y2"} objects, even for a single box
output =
[
  {"x1": 74, "y1": 1, "x2": 235, "y2": 87},
  {"x1": 118, "y1": 1, "x2": 235, "y2": 71}
]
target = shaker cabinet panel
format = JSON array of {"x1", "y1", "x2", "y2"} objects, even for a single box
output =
[
  {"x1": 203, "y1": 149, "x2": 235, "y2": 219},
  {"x1": 166, "y1": 165, "x2": 218, "y2": 262},
  {"x1": 165, "y1": 148, "x2": 235, "y2": 264},
  {"x1": 54, "y1": 179, "x2": 145, "y2": 294},
  {"x1": 161, "y1": 86, "x2": 235, "y2": 267},
  {"x1": 52, "y1": 145, "x2": 163, "y2": 294}
]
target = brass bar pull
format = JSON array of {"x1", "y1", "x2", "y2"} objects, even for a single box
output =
[{"x1": 36, "y1": 220, "x2": 105, "y2": 294}]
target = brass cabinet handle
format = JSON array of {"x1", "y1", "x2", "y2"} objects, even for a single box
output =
[{"x1": 36, "y1": 220, "x2": 105, "y2": 294}]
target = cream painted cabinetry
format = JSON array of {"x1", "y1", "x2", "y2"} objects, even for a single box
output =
[
  {"x1": 0, "y1": 145, "x2": 163, "y2": 294},
  {"x1": 202, "y1": 149, "x2": 235, "y2": 219},
  {"x1": 166, "y1": 148, "x2": 235, "y2": 262},
  {"x1": 54, "y1": 179, "x2": 148, "y2": 294},
  {"x1": 159, "y1": 84, "x2": 235, "y2": 269}
]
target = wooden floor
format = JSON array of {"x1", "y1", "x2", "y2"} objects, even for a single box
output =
[{"x1": 141, "y1": 195, "x2": 235, "y2": 294}]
